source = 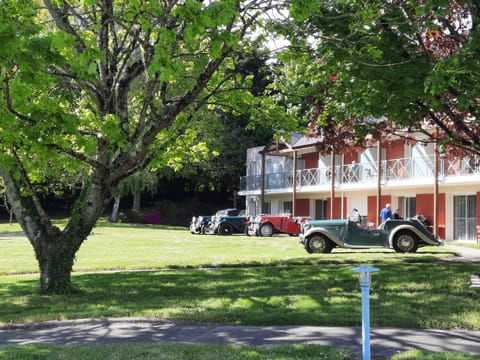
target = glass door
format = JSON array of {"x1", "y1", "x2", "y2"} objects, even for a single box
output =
[
  {"x1": 315, "y1": 199, "x2": 327, "y2": 220},
  {"x1": 398, "y1": 196, "x2": 416, "y2": 219},
  {"x1": 453, "y1": 195, "x2": 477, "y2": 241}
]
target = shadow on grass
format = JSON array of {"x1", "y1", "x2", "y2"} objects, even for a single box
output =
[
  {"x1": 0, "y1": 231, "x2": 28, "y2": 239},
  {"x1": 0, "y1": 262, "x2": 478, "y2": 330},
  {"x1": 211, "y1": 249, "x2": 456, "y2": 269}
]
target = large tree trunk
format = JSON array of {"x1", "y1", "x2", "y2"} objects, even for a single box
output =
[
  {"x1": 36, "y1": 231, "x2": 76, "y2": 294},
  {"x1": 0, "y1": 165, "x2": 112, "y2": 294}
]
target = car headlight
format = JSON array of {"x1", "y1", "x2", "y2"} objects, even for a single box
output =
[
  {"x1": 198, "y1": 216, "x2": 203, "y2": 222},
  {"x1": 301, "y1": 222, "x2": 312, "y2": 233}
]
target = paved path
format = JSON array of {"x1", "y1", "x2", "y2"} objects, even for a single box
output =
[
  {"x1": 1, "y1": 318, "x2": 480, "y2": 359},
  {"x1": 1, "y1": 244, "x2": 479, "y2": 359},
  {"x1": 441, "y1": 244, "x2": 480, "y2": 263}
]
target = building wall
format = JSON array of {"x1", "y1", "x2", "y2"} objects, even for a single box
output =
[
  {"x1": 349, "y1": 194, "x2": 368, "y2": 217},
  {"x1": 385, "y1": 139, "x2": 404, "y2": 159},
  {"x1": 344, "y1": 151, "x2": 358, "y2": 165},
  {"x1": 477, "y1": 191, "x2": 480, "y2": 240},
  {"x1": 415, "y1": 193, "x2": 446, "y2": 239},
  {"x1": 245, "y1": 146, "x2": 264, "y2": 176},
  {"x1": 295, "y1": 198, "x2": 310, "y2": 216},
  {"x1": 327, "y1": 197, "x2": 347, "y2": 219},
  {"x1": 301, "y1": 152, "x2": 319, "y2": 169},
  {"x1": 242, "y1": 138, "x2": 480, "y2": 241},
  {"x1": 368, "y1": 195, "x2": 392, "y2": 225}
]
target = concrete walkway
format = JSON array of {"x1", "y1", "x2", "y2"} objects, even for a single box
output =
[
  {"x1": 1, "y1": 244, "x2": 479, "y2": 359},
  {"x1": 441, "y1": 244, "x2": 480, "y2": 263},
  {"x1": 1, "y1": 318, "x2": 480, "y2": 359}
]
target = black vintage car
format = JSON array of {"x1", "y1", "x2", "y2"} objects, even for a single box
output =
[
  {"x1": 189, "y1": 215, "x2": 213, "y2": 234},
  {"x1": 204, "y1": 209, "x2": 249, "y2": 235},
  {"x1": 190, "y1": 208, "x2": 241, "y2": 235}
]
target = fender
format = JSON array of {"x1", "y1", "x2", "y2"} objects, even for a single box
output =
[
  {"x1": 260, "y1": 221, "x2": 273, "y2": 228},
  {"x1": 388, "y1": 224, "x2": 440, "y2": 248},
  {"x1": 301, "y1": 227, "x2": 344, "y2": 247}
]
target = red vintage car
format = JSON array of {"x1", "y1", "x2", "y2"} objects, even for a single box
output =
[{"x1": 246, "y1": 214, "x2": 310, "y2": 237}]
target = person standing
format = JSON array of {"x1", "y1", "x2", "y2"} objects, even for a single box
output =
[{"x1": 380, "y1": 203, "x2": 392, "y2": 223}]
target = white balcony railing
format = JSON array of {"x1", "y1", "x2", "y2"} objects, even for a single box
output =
[{"x1": 239, "y1": 155, "x2": 480, "y2": 192}]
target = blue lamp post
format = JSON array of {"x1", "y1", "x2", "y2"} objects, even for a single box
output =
[{"x1": 351, "y1": 264, "x2": 380, "y2": 360}]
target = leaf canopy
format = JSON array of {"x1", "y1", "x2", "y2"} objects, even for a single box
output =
[
  {"x1": 0, "y1": 0, "x2": 294, "y2": 196},
  {"x1": 280, "y1": 0, "x2": 480, "y2": 155}
]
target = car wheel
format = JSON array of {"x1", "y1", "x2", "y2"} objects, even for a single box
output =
[
  {"x1": 393, "y1": 230, "x2": 418, "y2": 253},
  {"x1": 259, "y1": 223, "x2": 274, "y2": 237},
  {"x1": 305, "y1": 234, "x2": 333, "y2": 254},
  {"x1": 218, "y1": 223, "x2": 234, "y2": 235},
  {"x1": 200, "y1": 225, "x2": 207, "y2": 235}
]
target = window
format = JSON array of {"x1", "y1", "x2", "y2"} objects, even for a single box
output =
[
  {"x1": 315, "y1": 199, "x2": 328, "y2": 220},
  {"x1": 263, "y1": 202, "x2": 271, "y2": 215},
  {"x1": 405, "y1": 197, "x2": 416, "y2": 219},
  {"x1": 283, "y1": 201, "x2": 293, "y2": 214}
]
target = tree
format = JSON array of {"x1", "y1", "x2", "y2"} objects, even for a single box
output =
[
  {"x1": 110, "y1": 169, "x2": 159, "y2": 222},
  {"x1": 182, "y1": 52, "x2": 276, "y2": 194},
  {"x1": 278, "y1": 0, "x2": 480, "y2": 155},
  {"x1": 0, "y1": 0, "x2": 292, "y2": 294}
]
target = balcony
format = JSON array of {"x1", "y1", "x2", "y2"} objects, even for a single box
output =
[{"x1": 239, "y1": 155, "x2": 480, "y2": 193}]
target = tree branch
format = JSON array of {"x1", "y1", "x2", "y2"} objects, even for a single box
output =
[
  {"x1": 3, "y1": 72, "x2": 38, "y2": 125},
  {"x1": 43, "y1": 0, "x2": 87, "y2": 53}
]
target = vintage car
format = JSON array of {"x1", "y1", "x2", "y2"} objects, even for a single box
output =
[
  {"x1": 299, "y1": 213, "x2": 443, "y2": 253},
  {"x1": 204, "y1": 209, "x2": 249, "y2": 235},
  {"x1": 189, "y1": 215, "x2": 213, "y2": 234},
  {"x1": 246, "y1": 214, "x2": 310, "y2": 237},
  {"x1": 190, "y1": 208, "x2": 241, "y2": 234}
]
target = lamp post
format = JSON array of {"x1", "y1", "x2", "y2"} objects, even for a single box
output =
[{"x1": 351, "y1": 264, "x2": 380, "y2": 360}]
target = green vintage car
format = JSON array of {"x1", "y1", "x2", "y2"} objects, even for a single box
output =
[{"x1": 299, "y1": 213, "x2": 442, "y2": 254}]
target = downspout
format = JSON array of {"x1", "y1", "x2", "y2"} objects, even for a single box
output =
[
  {"x1": 260, "y1": 151, "x2": 265, "y2": 214},
  {"x1": 434, "y1": 127, "x2": 439, "y2": 237},
  {"x1": 292, "y1": 150, "x2": 297, "y2": 216},
  {"x1": 330, "y1": 152, "x2": 336, "y2": 219},
  {"x1": 376, "y1": 140, "x2": 382, "y2": 227}
]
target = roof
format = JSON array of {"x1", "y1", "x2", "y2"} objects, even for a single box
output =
[
  {"x1": 291, "y1": 136, "x2": 323, "y2": 149},
  {"x1": 262, "y1": 133, "x2": 323, "y2": 155}
]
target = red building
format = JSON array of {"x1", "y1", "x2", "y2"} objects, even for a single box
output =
[{"x1": 239, "y1": 134, "x2": 480, "y2": 242}]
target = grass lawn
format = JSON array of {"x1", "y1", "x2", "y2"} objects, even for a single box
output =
[
  {"x1": 0, "y1": 220, "x2": 456, "y2": 275},
  {"x1": 1, "y1": 222, "x2": 479, "y2": 359},
  {"x1": 1, "y1": 344, "x2": 478, "y2": 360},
  {"x1": 0, "y1": 343, "x2": 353, "y2": 360}
]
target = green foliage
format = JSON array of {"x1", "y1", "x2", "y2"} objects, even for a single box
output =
[
  {"x1": 394, "y1": 350, "x2": 480, "y2": 360},
  {"x1": 0, "y1": 0, "x2": 292, "y2": 200},
  {"x1": 115, "y1": 169, "x2": 159, "y2": 198},
  {"x1": 0, "y1": 0, "x2": 296, "y2": 293},
  {"x1": 280, "y1": 0, "x2": 480, "y2": 154},
  {"x1": 149, "y1": 52, "x2": 280, "y2": 192}
]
